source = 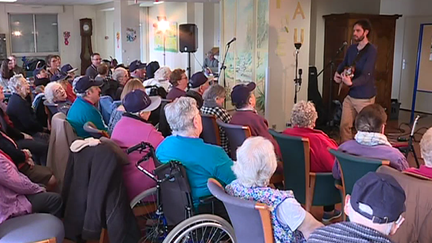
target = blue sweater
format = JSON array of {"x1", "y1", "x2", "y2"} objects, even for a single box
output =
[
  {"x1": 337, "y1": 43, "x2": 378, "y2": 99},
  {"x1": 67, "y1": 97, "x2": 107, "y2": 138},
  {"x1": 156, "y1": 135, "x2": 236, "y2": 206}
]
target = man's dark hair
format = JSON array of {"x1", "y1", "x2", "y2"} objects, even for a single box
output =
[
  {"x1": 91, "y1": 53, "x2": 101, "y2": 59},
  {"x1": 353, "y1": 19, "x2": 372, "y2": 37},
  {"x1": 355, "y1": 104, "x2": 387, "y2": 133}
]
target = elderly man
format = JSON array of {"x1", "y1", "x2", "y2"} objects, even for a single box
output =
[
  {"x1": 283, "y1": 101, "x2": 340, "y2": 222},
  {"x1": 85, "y1": 53, "x2": 102, "y2": 79},
  {"x1": 129, "y1": 60, "x2": 146, "y2": 81},
  {"x1": 405, "y1": 127, "x2": 432, "y2": 179},
  {"x1": 67, "y1": 76, "x2": 107, "y2": 138},
  {"x1": 201, "y1": 84, "x2": 231, "y2": 154},
  {"x1": 230, "y1": 82, "x2": 281, "y2": 157},
  {"x1": 309, "y1": 172, "x2": 406, "y2": 242},
  {"x1": 166, "y1": 69, "x2": 188, "y2": 100},
  {"x1": 186, "y1": 71, "x2": 213, "y2": 108},
  {"x1": 226, "y1": 137, "x2": 323, "y2": 241},
  {"x1": 112, "y1": 67, "x2": 130, "y2": 100},
  {"x1": 156, "y1": 97, "x2": 235, "y2": 209},
  {"x1": 203, "y1": 50, "x2": 219, "y2": 74},
  {"x1": 44, "y1": 82, "x2": 71, "y2": 115},
  {"x1": 333, "y1": 104, "x2": 409, "y2": 180}
]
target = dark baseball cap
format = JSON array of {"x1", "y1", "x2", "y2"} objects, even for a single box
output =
[
  {"x1": 50, "y1": 72, "x2": 68, "y2": 82},
  {"x1": 61, "y1": 64, "x2": 78, "y2": 74},
  {"x1": 189, "y1": 72, "x2": 212, "y2": 89},
  {"x1": 33, "y1": 67, "x2": 46, "y2": 77},
  {"x1": 231, "y1": 82, "x2": 256, "y2": 107},
  {"x1": 350, "y1": 172, "x2": 406, "y2": 224},
  {"x1": 123, "y1": 89, "x2": 161, "y2": 113},
  {"x1": 129, "y1": 60, "x2": 146, "y2": 73},
  {"x1": 74, "y1": 76, "x2": 103, "y2": 93}
]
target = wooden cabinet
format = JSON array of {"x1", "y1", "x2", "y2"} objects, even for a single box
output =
[{"x1": 322, "y1": 13, "x2": 401, "y2": 116}]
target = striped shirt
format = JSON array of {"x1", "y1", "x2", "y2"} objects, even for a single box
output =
[{"x1": 308, "y1": 222, "x2": 394, "y2": 243}]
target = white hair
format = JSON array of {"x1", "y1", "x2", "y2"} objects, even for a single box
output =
[
  {"x1": 164, "y1": 97, "x2": 199, "y2": 135},
  {"x1": 154, "y1": 67, "x2": 172, "y2": 81},
  {"x1": 420, "y1": 127, "x2": 432, "y2": 167},
  {"x1": 232, "y1": 136, "x2": 277, "y2": 187},
  {"x1": 112, "y1": 67, "x2": 128, "y2": 81},
  {"x1": 290, "y1": 100, "x2": 318, "y2": 128},
  {"x1": 9, "y1": 74, "x2": 26, "y2": 94},
  {"x1": 44, "y1": 82, "x2": 63, "y2": 103},
  {"x1": 347, "y1": 198, "x2": 395, "y2": 235}
]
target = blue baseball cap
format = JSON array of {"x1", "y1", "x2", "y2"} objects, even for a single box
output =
[
  {"x1": 129, "y1": 60, "x2": 146, "y2": 73},
  {"x1": 189, "y1": 71, "x2": 212, "y2": 88},
  {"x1": 33, "y1": 67, "x2": 45, "y2": 77},
  {"x1": 351, "y1": 172, "x2": 406, "y2": 224},
  {"x1": 74, "y1": 76, "x2": 103, "y2": 93},
  {"x1": 231, "y1": 82, "x2": 256, "y2": 107},
  {"x1": 61, "y1": 64, "x2": 78, "y2": 74},
  {"x1": 123, "y1": 89, "x2": 161, "y2": 113},
  {"x1": 51, "y1": 72, "x2": 68, "y2": 82}
]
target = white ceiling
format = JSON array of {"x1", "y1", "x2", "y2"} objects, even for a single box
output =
[{"x1": 8, "y1": 0, "x2": 219, "y2": 6}]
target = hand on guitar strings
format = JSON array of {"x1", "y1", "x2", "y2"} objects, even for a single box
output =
[
  {"x1": 341, "y1": 73, "x2": 353, "y2": 86},
  {"x1": 334, "y1": 72, "x2": 342, "y2": 83}
]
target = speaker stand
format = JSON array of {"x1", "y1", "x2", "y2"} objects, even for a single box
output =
[{"x1": 187, "y1": 52, "x2": 192, "y2": 80}]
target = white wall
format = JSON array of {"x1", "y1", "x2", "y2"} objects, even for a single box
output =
[
  {"x1": 309, "y1": 0, "x2": 380, "y2": 93},
  {"x1": 0, "y1": 3, "x2": 98, "y2": 74},
  {"x1": 380, "y1": 0, "x2": 432, "y2": 112},
  {"x1": 95, "y1": 2, "x2": 115, "y2": 61}
]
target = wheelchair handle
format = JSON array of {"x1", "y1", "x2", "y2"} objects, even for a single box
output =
[{"x1": 126, "y1": 142, "x2": 153, "y2": 154}]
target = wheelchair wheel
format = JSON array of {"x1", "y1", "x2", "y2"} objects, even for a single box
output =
[
  {"x1": 131, "y1": 187, "x2": 168, "y2": 243},
  {"x1": 162, "y1": 214, "x2": 236, "y2": 243}
]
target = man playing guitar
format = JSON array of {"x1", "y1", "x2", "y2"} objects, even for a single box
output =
[{"x1": 334, "y1": 19, "x2": 378, "y2": 142}]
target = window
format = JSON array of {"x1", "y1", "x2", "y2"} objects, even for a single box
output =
[{"x1": 9, "y1": 14, "x2": 59, "y2": 55}]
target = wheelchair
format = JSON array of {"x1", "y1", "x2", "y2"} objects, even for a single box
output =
[{"x1": 127, "y1": 142, "x2": 236, "y2": 243}]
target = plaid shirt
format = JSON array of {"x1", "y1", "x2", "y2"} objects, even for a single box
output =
[{"x1": 201, "y1": 106, "x2": 231, "y2": 154}]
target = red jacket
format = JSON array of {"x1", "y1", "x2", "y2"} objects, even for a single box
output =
[{"x1": 283, "y1": 127, "x2": 337, "y2": 172}]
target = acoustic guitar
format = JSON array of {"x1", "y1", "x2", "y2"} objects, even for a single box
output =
[{"x1": 338, "y1": 66, "x2": 355, "y2": 101}]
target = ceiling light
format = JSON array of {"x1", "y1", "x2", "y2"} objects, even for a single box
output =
[
  {"x1": 12, "y1": 31, "x2": 22, "y2": 37},
  {"x1": 0, "y1": 0, "x2": 18, "y2": 2}
]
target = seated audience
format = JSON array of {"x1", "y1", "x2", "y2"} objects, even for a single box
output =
[
  {"x1": 6, "y1": 75, "x2": 47, "y2": 136},
  {"x1": 44, "y1": 82, "x2": 71, "y2": 115},
  {"x1": 201, "y1": 84, "x2": 231, "y2": 154},
  {"x1": 85, "y1": 53, "x2": 102, "y2": 79},
  {"x1": 0, "y1": 59, "x2": 14, "y2": 90},
  {"x1": 0, "y1": 151, "x2": 62, "y2": 224},
  {"x1": 111, "y1": 89, "x2": 163, "y2": 201},
  {"x1": 143, "y1": 66, "x2": 171, "y2": 98},
  {"x1": 145, "y1": 61, "x2": 160, "y2": 80},
  {"x1": 97, "y1": 63, "x2": 119, "y2": 100},
  {"x1": 112, "y1": 67, "x2": 130, "y2": 100},
  {"x1": 333, "y1": 104, "x2": 409, "y2": 180},
  {"x1": 59, "y1": 64, "x2": 77, "y2": 103},
  {"x1": 308, "y1": 172, "x2": 406, "y2": 242},
  {"x1": 166, "y1": 69, "x2": 188, "y2": 100},
  {"x1": 67, "y1": 76, "x2": 107, "y2": 138},
  {"x1": 229, "y1": 82, "x2": 281, "y2": 157},
  {"x1": 8, "y1": 55, "x2": 25, "y2": 77},
  {"x1": 129, "y1": 60, "x2": 146, "y2": 81},
  {"x1": 186, "y1": 71, "x2": 213, "y2": 109},
  {"x1": 156, "y1": 97, "x2": 235, "y2": 208},
  {"x1": 33, "y1": 66, "x2": 50, "y2": 87},
  {"x1": 108, "y1": 79, "x2": 145, "y2": 134},
  {"x1": 45, "y1": 55, "x2": 60, "y2": 78},
  {"x1": 283, "y1": 101, "x2": 340, "y2": 222},
  {"x1": 405, "y1": 127, "x2": 432, "y2": 179},
  {"x1": 226, "y1": 137, "x2": 323, "y2": 241}
]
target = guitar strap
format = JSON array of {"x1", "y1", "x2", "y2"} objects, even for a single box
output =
[{"x1": 350, "y1": 43, "x2": 371, "y2": 67}]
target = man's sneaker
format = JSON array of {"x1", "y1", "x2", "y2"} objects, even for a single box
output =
[{"x1": 322, "y1": 209, "x2": 342, "y2": 222}]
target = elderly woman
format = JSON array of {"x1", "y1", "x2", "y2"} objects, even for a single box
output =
[
  {"x1": 201, "y1": 84, "x2": 231, "y2": 154},
  {"x1": 6, "y1": 75, "x2": 46, "y2": 136},
  {"x1": 111, "y1": 89, "x2": 163, "y2": 201},
  {"x1": 108, "y1": 79, "x2": 145, "y2": 134},
  {"x1": 44, "y1": 82, "x2": 72, "y2": 115},
  {"x1": 143, "y1": 66, "x2": 171, "y2": 97},
  {"x1": 112, "y1": 67, "x2": 130, "y2": 100},
  {"x1": 166, "y1": 69, "x2": 188, "y2": 100},
  {"x1": 226, "y1": 137, "x2": 323, "y2": 242},
  {"x1": 283, "y1": 101, "x2": 340, "y2": 222},
  {"x1": 156, "y1": 97, "x2": 235, "y2": 213},
  {"x1": 405, "y1": 127, "x2": 432, "y2": 179}
]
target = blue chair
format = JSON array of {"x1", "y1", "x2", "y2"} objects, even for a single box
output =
[
  {"x1": 208, "y1": 178, "x2": 272, "y2": 243},
  {"x1": 0, "y1": 214, "x2": 64, "y2": 243},
  {"x1": 269, "y1": 130, "x2": 341, "y2": 212},
  {"x1": 99, "y1": 95, "x2": 115, "y2": 125},
  {"x1": 201, "y1": 114, "x2": 221, "y2": 146},
  {"x1": 216, "y1": 120, "x2": 251, "y2": 160}
]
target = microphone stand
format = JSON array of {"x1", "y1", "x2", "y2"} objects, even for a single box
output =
[
  {"x1": 294, "y1": 43, "x2": 302, "y2": 104},
  {"x1": 220, "y1": 41, "x2": 232, "y2": 108}
]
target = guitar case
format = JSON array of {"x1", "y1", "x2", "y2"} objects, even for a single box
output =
[{"x1": 307, "y1": 66, "x2": 328, "y2": 126}]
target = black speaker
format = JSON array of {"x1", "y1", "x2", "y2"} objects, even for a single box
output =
[{"x1": 179, "y1": 24, "x2": 198, "y2": 53}]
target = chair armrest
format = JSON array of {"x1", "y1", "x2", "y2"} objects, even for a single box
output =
[{"x1": 199, "y1": 195, "x2": 216, "y2": 205}]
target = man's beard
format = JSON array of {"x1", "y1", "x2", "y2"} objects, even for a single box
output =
[{"x1": 354, "y1": 34, "x2": 365, "y2": 42}]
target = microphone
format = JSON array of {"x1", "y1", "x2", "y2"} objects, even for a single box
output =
[
  {"x1": 227, "y1": 37, "x2": 236, "y2": 46},
  {"x1": 338, "y1": 41, "x2": 348, "y2": 53}
]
